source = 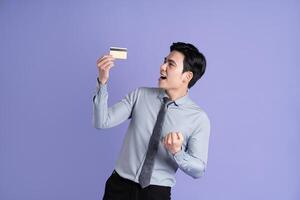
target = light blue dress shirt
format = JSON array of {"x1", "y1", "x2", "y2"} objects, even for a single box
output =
[{"x1": 93, "y1": 80, "x2": 211, "y2": 187}]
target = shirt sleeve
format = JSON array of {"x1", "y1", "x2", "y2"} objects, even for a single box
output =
[
  {"x1": 173, "y1": 112, "x2": 211, "y2": 179},
  {"x1": 92, "y1": 78, "x2": 139, "y2": 129}
]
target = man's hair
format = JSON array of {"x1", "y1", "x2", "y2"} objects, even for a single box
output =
[{"x1": 170, "y1": 42, "x2": 206, "y2": 89}]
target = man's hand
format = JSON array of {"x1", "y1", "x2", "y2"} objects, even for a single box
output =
[
  {"x1": 96, "y1": 55, "x2": 115, "y2": 84},
  {"x1": 163, "y1": 132, "x2": 184, "y2": 155}
]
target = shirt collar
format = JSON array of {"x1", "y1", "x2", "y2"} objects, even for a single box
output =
[{"x1": 157, "y1": 88, "x2": 190, "y2": 106}]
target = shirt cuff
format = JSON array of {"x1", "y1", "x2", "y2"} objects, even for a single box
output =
[
  {"x1": 93, "y1": 78, "x2": 108, "y2": 102},
  {"x1": 96, "y1": 77, "x2": 108, "y2": 93}
]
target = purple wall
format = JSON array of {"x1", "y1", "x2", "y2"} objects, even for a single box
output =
[{"x1": 1, "y1": 0, "x2": 299, "y2": 199}]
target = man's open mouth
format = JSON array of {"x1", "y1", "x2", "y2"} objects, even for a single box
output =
[{"x1": 160, "y1": 75, "x2": 167, "y2": 80}]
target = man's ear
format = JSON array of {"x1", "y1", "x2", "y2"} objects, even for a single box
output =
[{"x1": 184, "y1": 71, "x2": 193, "y2": 83}]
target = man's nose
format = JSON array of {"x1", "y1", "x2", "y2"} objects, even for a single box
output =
[{"x1": 160, "y1": 62, "x2": 167, "y2": 71}]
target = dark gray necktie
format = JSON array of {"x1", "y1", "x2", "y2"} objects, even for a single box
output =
[{"x1": 138, "y1": 96, "x2": 174, "y2": 188}]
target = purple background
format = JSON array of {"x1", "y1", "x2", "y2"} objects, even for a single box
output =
[{"x1": 1, "y1": 0, "x2": 299, "y2": 199}]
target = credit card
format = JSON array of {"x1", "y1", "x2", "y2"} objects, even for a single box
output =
[{"x1": 109, "y1": 47, "x2": 127, "y2": 59}]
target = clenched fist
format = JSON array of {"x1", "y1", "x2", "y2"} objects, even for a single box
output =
[{"x1": 163, "y1": 132, "x2": 184, "y2": 155}]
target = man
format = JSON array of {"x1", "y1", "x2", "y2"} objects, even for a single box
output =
[{"x1": 93, "y1": 42, "x2": 210, "y2": 200}]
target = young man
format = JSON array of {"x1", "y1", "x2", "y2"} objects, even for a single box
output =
[{"x1": 93, "y1": 42, "x2": 210, "y2": 200}]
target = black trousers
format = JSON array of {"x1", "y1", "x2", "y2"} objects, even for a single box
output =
[{"x1": 103, "y1": 170, "x2": 171, "y2": 200}]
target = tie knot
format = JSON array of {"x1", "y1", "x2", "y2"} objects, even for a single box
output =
[{"x1": 163, "y1": 97, "x2": 174, "y2": 107}]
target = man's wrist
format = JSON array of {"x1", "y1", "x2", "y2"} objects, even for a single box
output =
[
  {"x1": 172, "y1": 146, "x2": 183, "y2": 155},
  {"x1": 97, "y1": 77, "x2": 107, "y2": 85},
  {"x1": 173, "y1": 148, "x2": 185, "y2": 161}
]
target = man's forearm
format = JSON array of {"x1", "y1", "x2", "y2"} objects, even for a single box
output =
[
  {"x1": 173, "y1": 150, "x2": 206, "y2": 179},
  {"x1": 93, "y1": 80, "x2": 110, "y2": 129},
  {"x1": 93, "y1": 78, "x2": 139, "y2": 129}
]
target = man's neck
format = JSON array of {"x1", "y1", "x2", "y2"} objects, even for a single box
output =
[{"x1": 165, "y1": 87, "x2": 188, "y2": 101}]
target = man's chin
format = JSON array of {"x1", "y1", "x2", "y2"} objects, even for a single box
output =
[
  {"x1": 158, "y1": 79, "x2": 169, "y2": 89},
  {"x1": 158, "y1": 83, "x2": 166, "y2": 89},
  {"x1": 158, "y1": 85, "x2": 168, "y2": 90}
]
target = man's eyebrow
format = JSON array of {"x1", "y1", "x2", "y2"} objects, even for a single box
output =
[{"x1": 164, "y1": 57, "x2": 178, "y2": 66}]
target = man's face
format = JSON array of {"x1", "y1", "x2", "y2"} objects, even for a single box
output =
[{"x1": 158, "y1": 50, "x2": 188, "y2": 90}]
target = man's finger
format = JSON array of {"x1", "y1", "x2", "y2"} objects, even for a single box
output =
[
  {"x1": 97, "y1": 55, "x2": 107, "y2": 63},
  {"x1": 97, "y1": 55, "x2": 115, "y2": 65},
  {"x1": 98, "y1": 58, "x2": 114, "y2": 67},
  {"x1": 171, "y1": 132, "x2": 177, "y2": 145},
  {"x1": 163, "y1": 135, "x2": 167, "y2": 146},
  {"x1": 100, "y1": 61, "x2": 114, "y2": 70},
  {"x1": 178, "y1": 132, "x2": 184, "y2": 141},
  {"x1": 175, "y1": 132, "x2": 183, "y2": 141},
  {"x1": 97, "y1": 59, "x2": 111, "y2": 68},
  {"x1": 163, "y1": 138, "x2": 168, "y2": 148},
  {"x1": 97, "y1": 55, "x2": 114, "y2": 63},
  {"x1": 97, "y1": 56, "x2": 108, "y2": 64},
  {"x1": 167, "y1": 134, "x2": 172, "y2": 145},
  {"x1": 104, "y1": 62, "x2": 114, "y2": 70}
]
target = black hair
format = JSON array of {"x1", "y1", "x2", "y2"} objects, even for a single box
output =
[{"x1": 170, "y1": 42, "x2": 206, "y2": 89}]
